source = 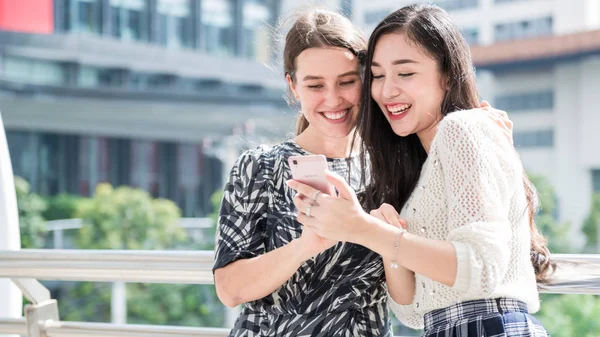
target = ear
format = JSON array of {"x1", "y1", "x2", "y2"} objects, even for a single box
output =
[
  {"x1": 286, "y1": 73, "x2": 300, "y2": 100},
  {"x1": 441, "y1": 74, "x2": 450, "y2": 91}
]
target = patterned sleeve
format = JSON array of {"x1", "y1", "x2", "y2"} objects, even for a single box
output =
[
  {"x1": 438, "y1": 110, "x2": 519, "y2": 298},
  {"x1": 213, "y1": 149, "x2": 271, "y2": 271}
]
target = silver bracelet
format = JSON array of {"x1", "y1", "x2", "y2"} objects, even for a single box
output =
[{"x1": 390, "y1": 227, "x2": 407, "y2": 269}]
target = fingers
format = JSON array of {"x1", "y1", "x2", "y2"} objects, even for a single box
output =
[
  {"x1": 325, "y1": 170, "x2": 357, "y2": 202},
  {"x1": 370, "y1": 203, "x2": 407, "y2": 229}
]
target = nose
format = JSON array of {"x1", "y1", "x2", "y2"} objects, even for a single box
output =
[
  {"x1": 381, "y1": 77, "x2": 400, "y2": 100},
  {"x1": 324, "y1": 87, "x2": 343, "y2": 107}
]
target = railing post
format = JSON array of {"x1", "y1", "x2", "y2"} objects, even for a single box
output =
[
  {"x1": 24, "y1": 301, "x2": 59, "y2": 337},
  {"x1": 0, "y1": 111, "x2": 22, "y2": 337}
]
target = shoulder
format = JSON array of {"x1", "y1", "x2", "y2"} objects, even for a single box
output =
[
  {"x1": 438, "y1": 108, "x2": 496, "y2": 137},
  {"x1": 231, "y1": 140, "x2": 300, "y2": 180}
]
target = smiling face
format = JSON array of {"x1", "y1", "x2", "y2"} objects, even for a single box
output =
[
  {"x1": 370, "y1": 32, "x2": 447, "y2": 141},
  {"x1": 287, "y1": 47, "x2": 361, "y2": 139}
]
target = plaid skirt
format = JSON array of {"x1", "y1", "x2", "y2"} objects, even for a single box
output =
[{"x1": 422, "y1": 298, "x2": 550, "y2": 337}]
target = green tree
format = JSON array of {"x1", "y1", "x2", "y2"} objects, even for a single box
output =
[
  {"x1": 43, "y1": 193, "x2": 86, "y2": 221},
  {"x1": 59, "y1": 183, "x2": 187, "y2": 323},
  {"x1": 14, "y1": 176, "x2": 47, "y2": 248},
  {"x1": 126, "y1": 189, "x2": 226, "y2": 327},
  {"x1": 530, "y1": 175, "x2": 600, "y2": 337},
  {"x1": 58, "y1": 183, "x2": 225, "y2": 327},
  {"x1": 582, "y1": 193, "x2": 600, "y2": 252}
]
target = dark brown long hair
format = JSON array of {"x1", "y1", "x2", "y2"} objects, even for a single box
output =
[
  {"x1": 280, "y1": 8, "x2": 367, "y2": 135},
  {"x1": 355, "y1": 4, "x2": 552, "y2": 282}
]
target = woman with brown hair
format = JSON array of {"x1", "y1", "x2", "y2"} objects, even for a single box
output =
[
  {"x1": 212, "y1": 8, "x2": 392, "y2": 336},
  {"x1": 288, "y1": 4, "x2": 551, "y2": 336}
]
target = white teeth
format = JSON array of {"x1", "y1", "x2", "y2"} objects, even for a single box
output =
[
  {"x1": 388, "y1": 104, "x2": 411, "y2": 115},
  {"x1": 323, "y1": 109, "x2": 349, "y2": 120}
]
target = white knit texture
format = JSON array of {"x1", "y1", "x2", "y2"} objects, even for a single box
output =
[{"x1": 388, "y1": 109, "x2": 540, "y2": 329}]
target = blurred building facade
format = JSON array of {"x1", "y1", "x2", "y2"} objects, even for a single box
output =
[
  {"x1": 0, "y1": 0, "x2": 295, "y2": 216},
  {"x1": 354, "y1": 0, "x2": 600, "y2": 240}
]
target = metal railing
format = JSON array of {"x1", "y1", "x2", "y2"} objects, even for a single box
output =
[{"x1": 1, "y1": 250, "x2": 599, "y2": 337}]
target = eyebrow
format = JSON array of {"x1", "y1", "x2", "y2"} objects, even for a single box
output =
[
  {"x1": 302, "y1": 71, "x2": 360, "y2": 81},
  {"x1": 371, "y1": 59, "x2": 418, "y2": 67}
]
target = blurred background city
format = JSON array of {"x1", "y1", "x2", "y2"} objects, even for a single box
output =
[{"x1": 1, "y1": 0, "x2": 599, "y2": 336}]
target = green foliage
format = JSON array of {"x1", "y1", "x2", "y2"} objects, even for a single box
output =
[
  {"x1": 582, "y1": 193, "x2": 600, "y2": 252},
  {"x1": 75, "y1": 183, "x2": 186, "y2": 250},
  {"x1": 127, "y1": 283, "x2": 225, "y2": 327},
  {"x1": 15, "y1": 176, "x2": 47, "y2": 248},
  {"x1": 43, "y1": 193, "x2": 86, "y2": 220},
  {"x1": 537, "y1": 294, "x2": 600, "y2": 337},
  {"x1": 529, "y1": 174, "x2": 572, "y2": 253},
  {"x1": 58, "y1": 183, "x2": 225, "y2": 327},
  {"x1": 529, "y1": 175, "x2": 600, "y2": 336}
]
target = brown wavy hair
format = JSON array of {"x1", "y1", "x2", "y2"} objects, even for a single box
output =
[
  {"x1": 280, "y1": 7, "x2": 367, "y2": 135},
  {"x1": 354, "y1": 4, "x2": 552, "y2": 282}
]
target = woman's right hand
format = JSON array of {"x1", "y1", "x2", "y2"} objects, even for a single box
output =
[
  {"x1": 369, "y1": 203, "x2": 407, "y2": 229},
  {"x1": 295, "y1": 194, "x2": 337, "y2": 260}
]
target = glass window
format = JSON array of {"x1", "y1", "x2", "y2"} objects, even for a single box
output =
[
  {"x1": 495, "y1": 16, "x2": 553, "y2": 42},
  {"x1": 494, "y1": 91, "x2": 554, "y2": 112},
  {"x1": 243, "y1": 0, "x2": 272, "y2": 60},
  {"x1": 157, "y1": 0, "x2": 193, "y2": 49},
  {"x1": 434, "y1": 0, "x2": 479, "y2": 11},
  {"x1": 78, "y1": 66, "x2": 123, "y2": 87},
  {"x1": 513, "y1": 130, "x2": 554, "y2": 148},
  {"x1": 593, "y1": 170, "x2": 600, "y2": 193},
  {"x1": 462, "y1": 27, "x2": 479, "y2": 45},
  {"x1": 202, "y1": 0, "x2": 234, "y2": 56},
  {"x1": 110, "y1": 0, "x2": 147, "y2": 41},
  {"x1": 3, "y1": 57, "x2": 65, "y2": 85},
  {"x1": 68, "y1": 0, "x2": 102, "y2": 34}
]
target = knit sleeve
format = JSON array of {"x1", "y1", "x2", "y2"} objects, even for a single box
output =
[
  {"x1": 388, "y1": 289, "x2": 425, "y2": 329},
  {"x1": 212, "y1": 148, "x2": 271, "y2": 272},
  {"x1": 437, "y1": 110, "x2": 520, "y2": 298}
]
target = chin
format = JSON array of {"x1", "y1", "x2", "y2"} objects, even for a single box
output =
[{"x1": 391, "y1": 127, "x2": 413, "y2": 137}]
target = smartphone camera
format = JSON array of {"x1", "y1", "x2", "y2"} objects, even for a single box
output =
[{"x1": 292, "y1": 160, "x2": 298, "y2": 165}]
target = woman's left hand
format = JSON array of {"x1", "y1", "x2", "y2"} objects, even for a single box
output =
[
  {"x1": 481, "y1": 100, "x2": 513, "y2": 144},
  {"x1": 287, "y1": 171, "x2": 368, "y2": 243}
]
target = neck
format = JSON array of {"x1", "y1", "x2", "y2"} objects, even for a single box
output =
[
  {"x1": 295, "y1": 126, "x2": 355, "y2": 158},
  {"x1": 417, "y1": 121, "x2": 439, "y2": 154}
]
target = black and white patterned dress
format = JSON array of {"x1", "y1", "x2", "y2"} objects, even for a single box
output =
[{"x1": 213, "y1": 140, "x2": 390, "y2": 337}]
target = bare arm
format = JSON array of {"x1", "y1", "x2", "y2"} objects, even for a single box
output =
[{"x1": 215, "y1": 238, "x2": 314, "y2": 307}]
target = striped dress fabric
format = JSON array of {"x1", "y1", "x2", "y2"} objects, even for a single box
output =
[{"x1": 213, "y1": 140, "x2": 390, "y2": 337}]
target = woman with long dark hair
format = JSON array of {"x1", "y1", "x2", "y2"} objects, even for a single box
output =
[{"x1": 288, "y1": 4, "x2": 551, "y2": 336}]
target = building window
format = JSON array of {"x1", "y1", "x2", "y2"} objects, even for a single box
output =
[
  {"x1": 202, "y1": 0, "x2": 234, "y2": 56},
  {"x1": 3, "y1": 56, "x2": 65, "y2": 85},
  {"x1": 495, "y1": 16, "x2": 553, "y2": 42},
  {"x1": 495, "y1": 0, "x2": 531, "y2": 3},
  {"x1": 513, "y1": 130, "x2": 554, "y2": 148},
  {"x1": 243, "y1": 0, "x2": 272, "y2": 61},
  {"x1": 593, "y1": 170, "x2": 600, "y2": 192},
  {"x1": 434, "y1": 0, "x2": 479, "y2": 11},
  {"x1": 66, "y1": 0, "x2": 102, "y2": 34},
  {"x1": 494, "y1": 91, "x2": 554, "y2": 112},
  {"x1": 364, "y1": 9, "x2": 390, "y2": 25},
  {"x1": 78, "y1": 66, "x2": 123, "y2": 87},
  {"x1": 462, "y1": 27, "x2": 479, "y2": 45},
  {"x1": 157, "y1": 0, "x2": 193, "y2": 49},
  {"x1": 111, "y1": 0, "x2": 147, "y2": 41}
]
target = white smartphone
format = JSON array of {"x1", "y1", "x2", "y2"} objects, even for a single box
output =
[{"x1": 287, "y1": 154, "x2": 333, "y2": 195}]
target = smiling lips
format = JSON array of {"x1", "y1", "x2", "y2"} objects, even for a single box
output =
[
  {"x1": 321, "y1": 108, "x2": 351, "y2": 124},
  {"x1": 385, "y1": 103, "x2": 412, "y2": 120}
]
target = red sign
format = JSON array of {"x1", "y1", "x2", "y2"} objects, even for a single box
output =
[{"x1": 0, "y1": 0, "x2": 54, "y2": 34}]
